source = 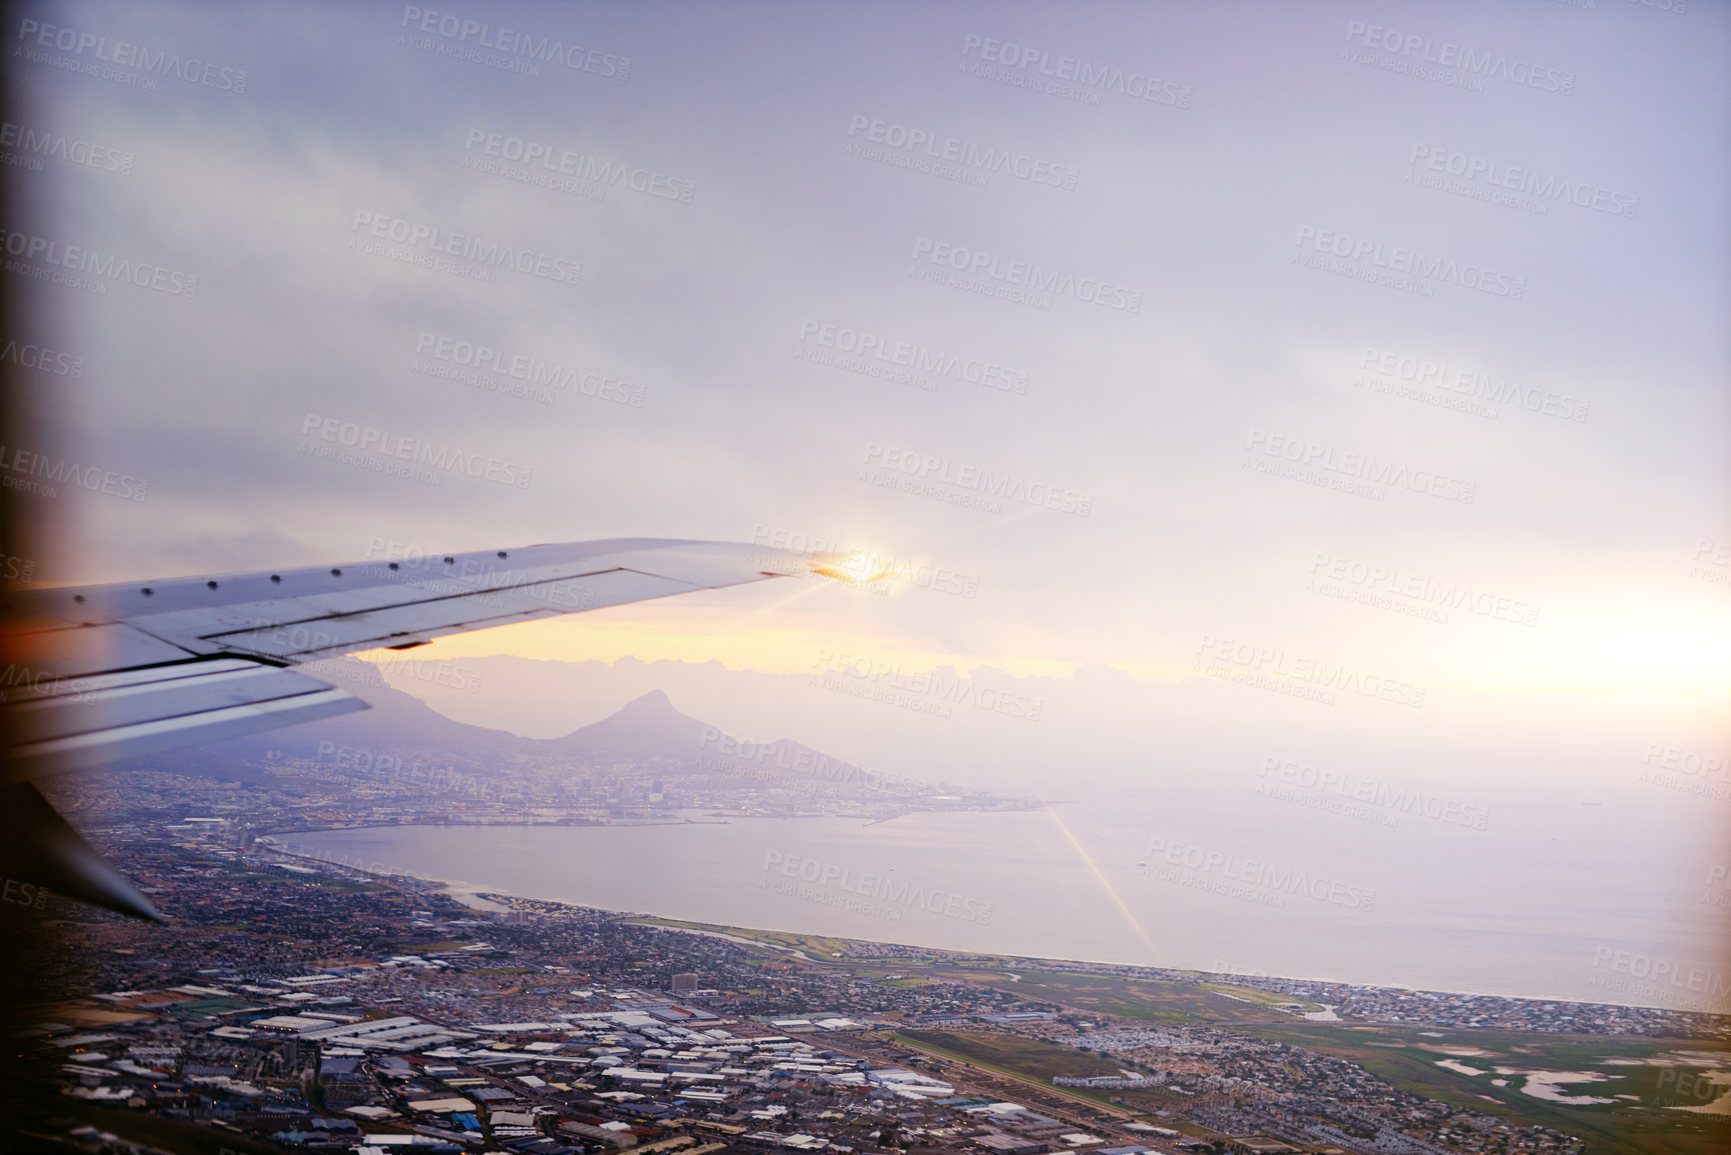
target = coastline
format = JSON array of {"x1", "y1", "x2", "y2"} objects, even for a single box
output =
[
  {"x1": 254, "y1": 807, "x2": 968, "y2": 839},
  {"x1": 256, "y1": 831, "x2": 1726, "y2": 1024}
]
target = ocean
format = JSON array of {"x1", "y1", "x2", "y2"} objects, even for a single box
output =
[{"x1": 285, "y1": 790, "x2": 1729, "y2": 1014}]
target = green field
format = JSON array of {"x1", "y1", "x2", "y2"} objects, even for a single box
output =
[
  {"x1": 896, "y1": 1028, "x2": 1125, "y2": 1082},
  {"x1": 624, "y1": 916, "x2": 889, "y2": 961},
  {"x1": 935, "y1": 966, "x2": 1313, "y2": 1025},
  {"x1": 1234, "y1": 1022, "x2": 1730, "y2": 1155},
  {"x1": 1200, "y1": 981, "x2": 1323, "y2": 1013},
  {"x1": 619, "y1": 912, "x2": 1728, "y2": 1155}
]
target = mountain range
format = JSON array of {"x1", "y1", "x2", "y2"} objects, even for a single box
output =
[{"x1": 143, "y1": 659, "x2": 861, "y2": 784}]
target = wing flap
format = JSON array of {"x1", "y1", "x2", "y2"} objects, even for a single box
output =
[
  {"x1": 2, "y1": 621, "x2": 199, "y2": 679},
  {"x1": 4, "y1": 657, "x2": 365, "y2": 780}
]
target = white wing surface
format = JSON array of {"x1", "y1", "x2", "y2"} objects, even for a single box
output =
[
  {"x1": 0, "y1": 537, "x2": 825, "y2": 919},
  {"x1": 3, "y1": 538, "x2": 810, "y2": 781}
]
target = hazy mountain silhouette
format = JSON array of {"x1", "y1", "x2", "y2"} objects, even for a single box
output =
[
  {"x1": 541, "y1": 688, "x2": 714, "y2": 761},
  {"x1": 120, "y1": 661, "x2": 764, "y2": 780}
]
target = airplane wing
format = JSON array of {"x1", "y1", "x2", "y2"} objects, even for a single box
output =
[{"x1": 0, "y1": 537, "x2": 837, "y2": 918}]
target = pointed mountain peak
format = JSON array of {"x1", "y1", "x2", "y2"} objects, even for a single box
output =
[{"x1": 546, "y1": 688, "x2": 711, "y2": 760}]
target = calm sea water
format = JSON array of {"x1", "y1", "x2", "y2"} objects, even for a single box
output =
[{"x1": 286, "y1": 792, "x2": 1728, "y2": 1013}]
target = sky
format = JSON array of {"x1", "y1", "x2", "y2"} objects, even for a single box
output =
[{"x1": 8, "y1": 0, "x2": 1729, "y2": 1003}]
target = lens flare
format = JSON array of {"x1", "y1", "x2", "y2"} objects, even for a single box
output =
[{"x1": 809, "y1": 550, "x2": 901, "y2": 585}]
